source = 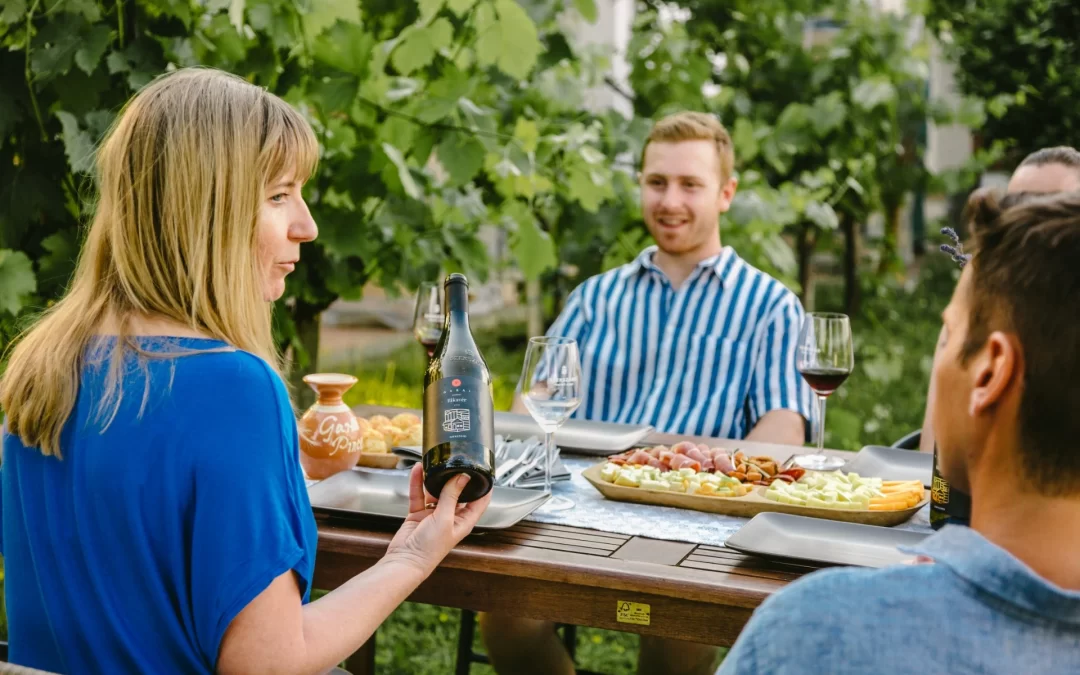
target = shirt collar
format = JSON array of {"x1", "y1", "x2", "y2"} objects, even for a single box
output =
[
  {"x1": 902, "y1": 525, "x2": 1080, "y2": 625},
  {"x1": 622, "y1": 245, "x2": 742, "y2": 287}
]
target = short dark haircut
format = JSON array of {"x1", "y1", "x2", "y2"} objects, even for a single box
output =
[
  {"x1": 960, "y1": 190, "x2": 1080, "y2": 495},
  {"x1": 1018, "y1": 146, "x2": 1080, "y2": 171}
]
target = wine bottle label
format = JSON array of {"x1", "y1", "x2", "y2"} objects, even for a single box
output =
[
  {"x1": 931, "y1": 473, "x2": 950, "y2": 506},
  {"x1": 422, "y1": 375, "x2": 495, "y2": 453}
]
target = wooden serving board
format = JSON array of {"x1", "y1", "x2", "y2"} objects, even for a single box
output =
[
  {"x1": 356, "y1": 452, "x2": 400, "y2": 469},
  {"x1": 581, "y1": 463, "x2": 926, "y2": 527}
]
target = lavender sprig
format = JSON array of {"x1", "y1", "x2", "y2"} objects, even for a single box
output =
[{"x1": 939, "y1": 227, "x2": 971, "y2": 267}]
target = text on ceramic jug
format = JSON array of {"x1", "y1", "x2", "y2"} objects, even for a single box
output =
[{"x1": 315, "y1": 415, "x2": 363, "y2": 455}]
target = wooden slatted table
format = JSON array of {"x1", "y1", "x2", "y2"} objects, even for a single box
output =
[{"x1": 314, "y1": 405, "x2": 852, "y2": 674}]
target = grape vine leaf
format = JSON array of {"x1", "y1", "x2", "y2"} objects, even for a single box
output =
[
  {"x1": 75, "y1": 25, "x2": 112, "y2": 75},
  {"x1": 0, "y1": 250, "x2": 37, "y2": 316},
  {"x1": 55, "y1": 111, "x2": 96, "y2": 173},
  {"x1": 382, "y1": 143, "x2": 421, "y2": 199},
  {"x1": 505, "y1": 201, "x2": 556, "y2": 280},
  {"x1": 437, "y1": 133, "x2": 486, "y2": 186},
  {"x1": 573, "y1": 0, "x2": 597, "y2": 23}
]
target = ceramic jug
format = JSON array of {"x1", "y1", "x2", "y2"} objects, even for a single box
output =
[{"x1": 298, "y1": 373, "x2": 364, "y2": 479}]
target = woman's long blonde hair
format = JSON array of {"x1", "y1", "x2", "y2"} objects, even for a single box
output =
[{"x1": 0, "y1": 67, "x2": 318, "y2": 457}]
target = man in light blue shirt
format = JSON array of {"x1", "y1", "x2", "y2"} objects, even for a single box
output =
[
  {"x1": 481, "y1": 112, "x2": 815, "y2": 675},
  {"x1": 719, "y1": 190, "x2": 1080, "y2": 674}
]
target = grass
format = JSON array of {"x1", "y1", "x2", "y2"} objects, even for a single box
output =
[{"x1": 370, "y1": 603, "x2": 641, "y2": 675}]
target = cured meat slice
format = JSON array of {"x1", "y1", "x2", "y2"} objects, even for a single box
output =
[
  {"x1": 711, "y1": 450, "x2": 736, "y2": 475},
  {"x1": 671, "y1": 441, "x2": 697, "y2": 456},
  {"x1": 668, "y1": 454, "x2": 702, "y2": 472},
  {"x1": 684, "y1": 446, "x2": 709, "y2": 464},
  {"x1": 680, "y1": 446, "x2": 711, "y2": 472},
  {"x1": 626, "y1": 449, "x2": 655, "y2": 466}
]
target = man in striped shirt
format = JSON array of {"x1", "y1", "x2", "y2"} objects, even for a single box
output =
[{"x1": 480, "y1": 112, "x2": 815, "y2": 675}]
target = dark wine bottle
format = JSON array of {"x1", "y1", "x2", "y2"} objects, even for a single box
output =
[
  {"x1": 930, "y1": 443, "x2": 971, "y2": 530},
  {"x1": 422, "y1": 273, "x2": 495, "y2": 503}
]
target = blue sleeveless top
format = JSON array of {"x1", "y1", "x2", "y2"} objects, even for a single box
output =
[{"x1": 1, "y1": 338, "x2": 317, "y2": 673}]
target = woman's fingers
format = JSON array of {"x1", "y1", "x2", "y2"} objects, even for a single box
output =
[
  {"x1": 433, "y1": 474, "x2": 471, "y2": 518},
  {"x1": 407, "y1": 463, "x2": 426, "y2": 514},
  {"x1": 454, "y1": 490, "x2": 492, "y2": 535}
]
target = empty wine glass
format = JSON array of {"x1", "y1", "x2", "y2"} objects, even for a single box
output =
[
  {"x1": 412, "y1": 282, "x2": 443, "y2": 359},
  {"x1": 519, "y1": 336, "x2": 581, "y2": 512},
  {"x1": 793, "y1": 313, "x2": 854, "y2": 472}
]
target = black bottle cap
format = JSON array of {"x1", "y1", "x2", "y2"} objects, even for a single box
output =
[{"x1": 445, "y1": 273, "x2": 469, "y2": 288}]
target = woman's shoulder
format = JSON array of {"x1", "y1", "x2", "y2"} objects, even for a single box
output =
[
  {"x1": 167, "y1": 344, "x2": 290, "y2": 413},
  {"x1": 159, "y1": 346, "x2": 299, "y2": 471}
]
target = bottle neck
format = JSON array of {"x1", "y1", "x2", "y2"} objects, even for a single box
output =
[{"x1": 445, "y1": 282, "x2": 470, "y2": 328}]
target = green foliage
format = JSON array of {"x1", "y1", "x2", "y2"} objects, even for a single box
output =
[
  {"x1": 818, "y1": 256, "x2": 958, "y2": 449},
  {"x1": 927, "y1": 0, "x2": 1080, "y2": 162},
  {"x1": 627, "y1": 0, "x2": 979, "y2": 293},
  {"x1": 0, "y1": 250, "x2": 37, "y2": 316},
  {"x1": 0, "y1": 0, "x2": 636, "y2": 375}
]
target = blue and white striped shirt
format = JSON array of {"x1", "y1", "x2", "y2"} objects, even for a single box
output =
[{"x1": 546, "y1": 246, "x2": 814, "y2": 439}]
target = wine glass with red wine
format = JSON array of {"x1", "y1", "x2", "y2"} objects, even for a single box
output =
[
  {"x1": 793, "y1": 312, "x2": 854, "y2": 471},
  {"x1": 412, "y1": 282, "x2": 443, "y2": 359}
]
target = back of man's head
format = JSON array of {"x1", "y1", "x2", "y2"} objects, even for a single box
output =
[
  {"x1": 1008, "y1": 146, "x2": 1080, "y2": 194},
  {"x1": 962, "y1": 190, "x2": 1080, "y2": 493}
]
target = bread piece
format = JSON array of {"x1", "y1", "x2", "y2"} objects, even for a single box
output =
[
  {"x1": 391, "y1": 413, "x2": 421, "y2": 429},
  {"x1": 362, "y1": 428, "x2": 389, "y2": 454}
]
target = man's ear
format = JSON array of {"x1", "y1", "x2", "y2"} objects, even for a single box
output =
[
  {"x1": 717, "y1": 176, "x2": 738, "y2": 211},
  {"x1": 970, "y1": 331, "x2": 1022, "y2": 416}
]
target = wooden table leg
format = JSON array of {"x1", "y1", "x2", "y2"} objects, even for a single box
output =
[{"x1": 343, "y1": 631, "x2": 376, "y2": 675}]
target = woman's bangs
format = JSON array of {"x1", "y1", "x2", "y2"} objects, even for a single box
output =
[{"x1": 261, "y1": 99, "x2": 319, "y2": 186}]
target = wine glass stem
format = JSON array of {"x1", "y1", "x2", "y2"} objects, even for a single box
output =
[
  {"x1": 816, "y1": 394, "x2": 827, "y2": 453},
  {"x1": 544, "y1": 431, "x2": 554, "y2": 495}
]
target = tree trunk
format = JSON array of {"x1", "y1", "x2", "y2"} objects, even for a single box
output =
[
  {"x1": 842, "y1": 213, "x2": 860, "y2": 316},
  {"x1": 525, "y1": 278, "x2": 543, "y2": 339},
  {"x1": 797, "y1": 222, "x2": 815, "y2": 311},
  {"x1": 878, "y1": 200, "x2": 902, "y2": 276},
  {"x1": 288, "y1": 301, "x2": 325, "y2": 410}
]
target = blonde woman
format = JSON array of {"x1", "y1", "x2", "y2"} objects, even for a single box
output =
[{"x1": 0, "y1": 67, "x2": 490, "y2": 674}]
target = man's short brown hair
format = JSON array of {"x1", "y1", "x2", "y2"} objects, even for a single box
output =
[
  {"x1": 961, "y1": 189, "x2": 1080, "y2": 494},
  {"x1": 641, "y1": 112, "x2": 735, "y2": 183},
  {"x1": 1018, "y1": 145, "x2": 1080, "y2": 172}
]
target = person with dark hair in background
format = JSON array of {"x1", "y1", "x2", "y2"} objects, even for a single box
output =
[
  {"x1": 918, "y1": 145, "x2": 1080, "y2": 452},
  {"x1": 718, "y1": 189, "x2": 1080, "y2": 674},
  {"x1": 1007, "y1": 145, "x2": 1080, "y2": 194}
]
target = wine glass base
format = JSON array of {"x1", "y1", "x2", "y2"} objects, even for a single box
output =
[
  {"x1": 793, "y1": 454, "x2": 846, "y2": 472},
  {"x1": 536, "y1": 495, "x2": 574, "y2": 513}
]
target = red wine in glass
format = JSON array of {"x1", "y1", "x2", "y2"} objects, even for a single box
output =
[
  {"x1": 798, "y1": 366, "x2": 851, "y2": 396},
  {"x1": 793, "y1": 313, "x2": 854, "y2": 472},
  {"x1": 413, "y1": 282, "x2": 444, "y2": 360},
  {"x1": 418, "y1": 334, "x2": 441, "y2": 358}
]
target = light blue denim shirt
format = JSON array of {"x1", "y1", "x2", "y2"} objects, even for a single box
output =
[{"x1": 718, "y1": 525, "x2": 1080, "y2": 674}]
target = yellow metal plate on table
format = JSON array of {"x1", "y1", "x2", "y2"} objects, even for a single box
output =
[{"x1": 617, "y1": 601, "x2": 651, "y2": 626}]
